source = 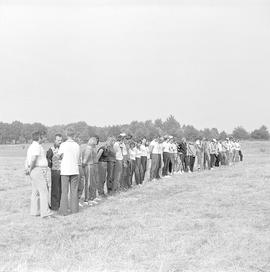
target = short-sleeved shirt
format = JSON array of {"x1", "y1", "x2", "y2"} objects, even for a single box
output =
[
  {"x1": 58, "y1": 139, "x2": 80, "y2": 175},
  {"x1": 140, "y1": 145, "x2": 148, "y2": 157},
  {"x1": 162, "y1": 142, "x2": 171, "y2": 153},
  {"x1": 136, "y1": 147, "x2": 142, "y2": 158},
  {"x1": 129, "y1": 148, "x2": 136, "y2": 160},
  {"x1": 150, "y1": 140, "x2": 159, "y2": 154},
  {"x1": 25, "y1": 141, "x2": 48, "y2": 168}
]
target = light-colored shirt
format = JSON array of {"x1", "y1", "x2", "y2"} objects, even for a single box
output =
[
  {"x1": 235, "y1": 142, "x2": 241, "y2": 151},
  {"x1": 150, "y1": 140, "x2": 159, "y2": 154},
  {"x1": 140, "y1": 145, "x2": 148, "y2": 157},
  {"x1": 217, "y1": 142, "x2": 223, "y2": 153},
  {"x1": 136, "y1": 147, "x2": 142, "y2": 158},
  {"x1": 25, "y1": 141, "x2": 48, "y2": 168},
  {"x1": 171, "y1": 143, "x2": 178, "y2": 154},
  {"x1": 129, "y1": 148, "x2": 136, "y2": 160},
  {"x1": 162, "y1": 141, "x2": 171, "y2": 153},
  {"x1": 158, "y1": 143, "x2": 163, "y2": 154},
  {"x1": 113, "y1": 142, "x2": 123, "y2": 160},
  {"x1": 58, "y1": 139, "x2": 80, "y2": 175}
]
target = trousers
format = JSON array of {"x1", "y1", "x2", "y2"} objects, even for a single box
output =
[
  {"x1": 59, "y1": 175, "x2": 79, "y2": 216},
  {"x1": 50, "y1": 169, "x2": 61, "y2": 211},
  {"x1": 30, "y1": 167, "x2": 51, "y2": 218}
]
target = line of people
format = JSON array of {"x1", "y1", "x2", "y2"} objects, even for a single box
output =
[{"x1": 25, "y1": 128, "x2": 243, "y2": 218}]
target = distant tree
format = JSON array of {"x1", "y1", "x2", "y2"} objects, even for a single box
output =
[
  {"x1": 21, "y1": 123, "x2": 34, "y2": 143},
  {"x1": 201, "y1": 128, "x2": 212, "y2": 140},
  {"x1": 163, "y1": 115, "x2": 181, "y2": 136},
  {"x1": 0, "y1": 122, "x2": 9, "y2": 144},
  {"x1": 232, "y1": 126, "x2": 250, "y2": 140},
  {"x1": 210, "y1": 128, "x2": 219, "y2": 140},
  {"x1": 107, "y1": 125, "x2": 121, "y2": 137},
  {"x1": 154, "y1": 119, "x2": 163, "y2": 130},
  {"x1": 250, "y1": 125, "x2": 270, "y2": 140},
  {"x1": 9, "y1": 121, "x2": 23, "y2": 143},
  {"x1": 183, "y1": 125, "x2": 200, "y2": 141},
  {"x1": 219, "y1": 130, "x2": 228, "y2": 140}
]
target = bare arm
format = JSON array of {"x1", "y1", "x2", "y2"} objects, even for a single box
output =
[{"x1": 25, "y1": 155, "x2": 38, "y2": 175}]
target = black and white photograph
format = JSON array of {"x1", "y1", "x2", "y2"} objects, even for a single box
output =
[{"x1": 0, "y1": 0, "x2": 270, "y2": 271}]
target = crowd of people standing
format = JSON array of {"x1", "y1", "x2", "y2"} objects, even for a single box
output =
[{"x1": 25, "y1": 128, "x2": 243, "y2": 218}]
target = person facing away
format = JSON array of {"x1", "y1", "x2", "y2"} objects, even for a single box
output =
[
  {"x1": 82, "y1": 136, "x2": 99, "y2": 205},
  {"x1": 58, "y1": 128, "x2": 80, "y2": 216},
  {"x1": 195, "y1": 139, "x2": 203, "y2": 171},
  {"x1": 46, "y1": 134, "x2": 63, "y2": 211},
  {"x1": 25, "y1": 130, "x2": 53, "y2": 218}
]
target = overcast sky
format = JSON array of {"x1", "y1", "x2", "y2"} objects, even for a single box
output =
[{"x1": 0, "y1": 0, "x2": 269, "y2": 133}]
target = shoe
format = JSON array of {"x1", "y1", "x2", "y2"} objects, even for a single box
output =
[
  {"x1": 79, "y1": 202, "x2": 84, "y2": 207},
  {"x1": 95, "y1": 197, "x2": 102, "y2": 201}
]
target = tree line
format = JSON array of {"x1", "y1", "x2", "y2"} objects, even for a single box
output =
[{"x1": 0, "y1": 115, "x2": 269, "y2": 144}]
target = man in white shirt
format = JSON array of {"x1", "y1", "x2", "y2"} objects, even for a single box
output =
[
  {"x1": 162, "y1": 137, "x2": 171, "y2": 177},
  {"x1": 149, "y1": 137, "x2": 160, "y2": 181},
  {"x1": 140, "y1": 137, "x2": 148, "y2": 181},
  {"x1": 113, "y1": 135, "x2": 124, "y2": 192},
  {"x1": 58, "y1": 128, "x2": 80, "y2": 216},
  {"x1": 25, "y1": 131, "x2": 53, "y2": 218}
]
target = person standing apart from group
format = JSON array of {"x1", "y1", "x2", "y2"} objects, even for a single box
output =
[
  {"x1": 58, "y1": 128, "x2": 80, "y2": 216},
  {"x1": 46, "y1": 134, "x2": 62, "y2": 211},
  {"x1": 25, "y1": 131, "x2": 53, "y2": 218}
]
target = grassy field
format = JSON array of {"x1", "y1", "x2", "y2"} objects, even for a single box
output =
[{"x1": 0, "y1": 142, "x2": 270, "y2": 272}]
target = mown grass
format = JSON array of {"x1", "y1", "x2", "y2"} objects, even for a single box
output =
[{"x1": 0, "y1": 142, "x2": 270, "y2": 272}]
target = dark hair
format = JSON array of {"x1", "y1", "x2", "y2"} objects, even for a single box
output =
[
  {"x1": 93, "y1": 135, "x2": 100, "y2": 145},
  {"x1": 32, "y1": 130, "x2": 46, "y2": 141},
  {"x1": 55, "y1": 133, "x2": 62, "y2": 138}
]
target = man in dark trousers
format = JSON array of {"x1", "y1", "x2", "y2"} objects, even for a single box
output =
[
  {"x1": 178, "y1": 138, "x2": 188, "y2": 172},
  {"x1": 46, "y1": 134, "x2": 63, "y2": 211}
]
